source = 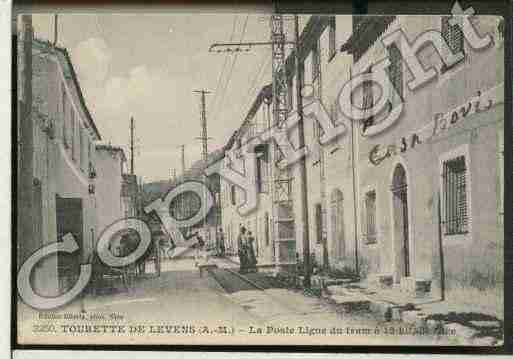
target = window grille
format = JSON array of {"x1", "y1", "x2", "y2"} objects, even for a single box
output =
[
  {"x1": 365, "y1": 190, "x2": 377, "y2": 243},
  {"x1": 442, "y1": 155, "x2": 468, "y2": 235},
  {"x1": 441, "y1": 16, "x2": 464, "y2": 55}
]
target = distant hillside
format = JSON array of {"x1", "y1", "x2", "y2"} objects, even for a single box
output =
[{"x1": 142, "y1": 148, "x2": 224, "y2": 205}]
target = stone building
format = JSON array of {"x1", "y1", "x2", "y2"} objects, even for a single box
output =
[
  {"x1": 218, "y1": 14, "x2": 504, "y2": 299},
  {"x1": 219, "y1": 85, "x2": 274, "y2": 260},
  {"x1": 95, "y1": 143, "x2": 127, "y2": 236},
  {"x1": 16, "y1": 19, "x2": 130, "y2": 294},
  {"x1": 341, "y1": 15, "x2": 504, "y2": 295}
]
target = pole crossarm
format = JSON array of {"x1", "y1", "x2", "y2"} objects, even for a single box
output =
[{"x1": 209, "y1": 41, "x2": 295, "y2": 53}]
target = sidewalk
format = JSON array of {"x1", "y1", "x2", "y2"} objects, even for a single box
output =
[{"x1": 324, "y1": 279, "x2": 504, "y2": 346}]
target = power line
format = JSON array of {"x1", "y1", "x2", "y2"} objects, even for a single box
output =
[
  {"x1": 94, "y1": 15, "x2": 112, "y2": 80},
  {"x1": 212, "y1": 15, "x2": 250, "y2": 123},
  {"x1": 242, "y1": 52, "x2": 271, "y2": 113},
  {"x1": 210, "y1": 15, "x2": 239, "y2": 118},
  {"x1": 130, "y1": 116, "x2": 135, "y2": 175},
  {"x1": 178, "y1": 144, "x2": 186, "y2": 175}
]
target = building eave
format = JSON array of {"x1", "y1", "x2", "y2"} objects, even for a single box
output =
[{"x1": 33, "y1": 39, "x2": 102, "y2": 140}]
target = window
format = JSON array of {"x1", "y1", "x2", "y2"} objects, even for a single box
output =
[
  {"x1": 442, "y1": 155, "x2": 468, "y2": 235},
  {"x1": 88, "y1": 139, "x2": 92, "y2": 172},
  {"x1": 387, "y1": 43, "x2": 403, "y2": 100},
  {"x1": 70, "y1": 110, "x2": 75, "y2": 161},
  {"x1": 498, "y1": 18, "x2": 504, "y2": 40},
  {"x1": 256, "y1": 156, "x2": 263, "y2": 193},
  {"x1": 364, "y1": 190, "x2": 377, "y2": 243},
  {"x1": 79, "y1": 125, "x2": 84, "y2": 171},
  {"x1": 62, "y1": 83, "x2": 68, "y2": 147},
  {"x1": 312, "y1": 116, "x2": 323, "y2": 166},
  {"x1": 361, "y1": 66, "x2": 374, "y2": 134},
  {"x1": 230, "y1": 185, "x2": 236, "y2": 206},
  {"x1": 265, "y1": 212, "x2": 270, "y2": 246},
  {"x1": 287, "y1": 73, "x2": 294, "y2": 112},
  {"x1": 315, "y1": 203, "x2": 323, "y2": 244},
  {"x1": 304, "y1": 51, "x2": 313, "y2": 87},
  {"x1": 256, "y1": 153, "x2": 269, "y2": 193},
  {"x1": 499, "y1": 137, "x2": 504, "y2": 222},
  {"x1": 441, "y1": 16, "x2": 464, "y2": 71},
  {"x1": 312, "y1": 41, "x2": 320, "y2": 82},
  {"x1": 350, "y1": 16, "x2": 396, "y2": 62},
  {"x1": 328, "y1": 16, "x2": 336, "y2": 61}
]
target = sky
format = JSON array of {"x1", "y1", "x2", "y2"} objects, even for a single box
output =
[{"x1": 31, "y1": 14, "x2": 349, "y2": 183}]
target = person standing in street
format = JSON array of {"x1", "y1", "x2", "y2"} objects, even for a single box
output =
[
  {"x1": 194, "y1": 231, "x2": 205, "y2": 267},
  {"x1": 217, "y1": 228, "x2": 225, "y2": 257},
  {"x1": 237, "y1": 226, "x2": 248, "y2": 274},
  {"x1": 247, "y1": 231, "x2": 258, "y2": 273}
]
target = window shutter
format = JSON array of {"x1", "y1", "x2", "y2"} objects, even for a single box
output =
[
  {"x1": 387, "y1": 44, "x2": 403, "y2": 99},
  {"x1": 365, "y1": 191, "x2": 377, "y2": 243},
  {"x1": 442, "y1": 156, "x2": 468, "y2": 235},
  {"x1": 329, "y1": 16, "x2": 336, "y2": 59},
  {"x1": 316, "y1": 204, "x2": 323, "y2": 244},
  {"x1": 362, "y1": 66, "x2": 374, "y2": 133}
]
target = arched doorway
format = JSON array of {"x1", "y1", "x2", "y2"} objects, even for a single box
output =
[
  {"x1": 330, "y1": 189, "x2": 345, "y2": 262},
  {"x1": 391, "y1": 164, "x2": 410, "y2": 281}
]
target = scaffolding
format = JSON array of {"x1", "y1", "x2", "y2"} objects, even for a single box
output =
[{"x1": 269, "y1": 15, "x2": 296, "y2": 268}]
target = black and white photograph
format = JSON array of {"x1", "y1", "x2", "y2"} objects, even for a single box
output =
[{"x1": 13, "y1": 6, "x2": 506, "y2": 348}]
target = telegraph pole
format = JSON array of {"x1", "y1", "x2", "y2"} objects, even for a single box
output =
[
  {"x1": 209, "y1": 16, "x2": 300, "y2": 275},
  {"x1": 179, "y1": 144, "x2": 186, "y2": 175},
  {"x1": 193, "y1": 90, "x2": 212, "y2": 162},
  {"x1": 294, "y1": 15, "x2": 311, "y2": 288},
  {"x1": 193, "y1": 90, "x2": 212, "y2": 240},
  {"x1": 130, "y1": 116, "x2": 135, "y2": 175},
  {"x1": 53, "y1": 14, "x2": 58, "y2": 46}
]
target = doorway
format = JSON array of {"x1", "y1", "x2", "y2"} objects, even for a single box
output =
[
  {"x1": 330, "y1": 189, "x2": 345, "y2": 262},
  {"x1": 56, "y1": 195, "x2": 83, "y2": 293},
  {"x1": 391, "y1": 164, "x2": 410, "y2": 281}
]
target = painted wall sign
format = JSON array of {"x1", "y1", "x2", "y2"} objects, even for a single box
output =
[{"x1": 369, "y1": 83, "x2": 503, "y2": 166}]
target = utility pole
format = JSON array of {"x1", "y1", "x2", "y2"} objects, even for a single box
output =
[
  {"x1": 53, "y1": 14, "x2": 58, "y2": 46},
  {"x1": 294, "y1": 15, "x2": 311, "y2": 288},
  {"x1": 193, "y1": 90, "x2": 212, "y2": 240},
  {"x1": 130, "y1": 116, "x2": 135, "y2": 175},
  {"x1": 18, "y1": 14, "x2": 34, "y2": 269},
  {"x1": 193, "y1": 90, "x2": 212, "y2": 162},
  {"x1": 178, "y1": 144, "x2": 186, "y2": 175},
  {"x1": 208, "y1": 16, "x2": 298, "y2": 273}
]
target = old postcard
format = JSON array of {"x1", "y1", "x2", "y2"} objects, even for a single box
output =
[{"x1": 15, "y1": 8, "x2": 505, "y2": 347}]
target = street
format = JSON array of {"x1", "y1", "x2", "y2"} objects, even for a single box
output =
[{"x1": 18, "y1": 257, "x2": 478, "y2": 346}]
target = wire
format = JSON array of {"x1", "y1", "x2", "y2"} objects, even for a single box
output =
[
  {"x1": 210, "y1": 15, "x2": 239, "y2": 120},
  {"x1": 238, "y1": 52, "x2": 271, "y2": 125},
  {"x1": 94, "y1": 15, "x2": 111, "y2": 79},
  {"x1": 212, "y1": 15, "x2": 250, "y2": 122},
  {"x1": 245, "y1": 53, "x2": 271, "y2": 107}
]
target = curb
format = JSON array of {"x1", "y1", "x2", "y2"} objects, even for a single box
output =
[{"x1": 327, "y1": 290, "x2": 501, "y2": 344}]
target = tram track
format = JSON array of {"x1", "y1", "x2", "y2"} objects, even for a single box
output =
[{"x1": 207, "y1": 266, "x2": 329, "y2": 318}]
